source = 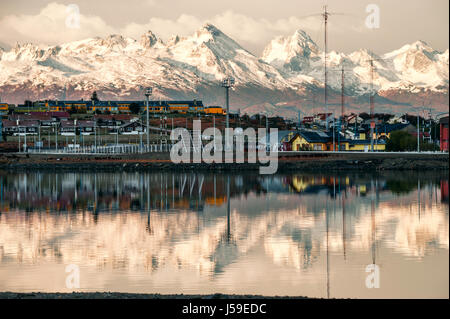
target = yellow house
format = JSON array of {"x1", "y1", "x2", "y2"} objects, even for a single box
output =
[
  {"x1": 348, "y1": 140, "x2": 386, "y2": 152},
  {"x1": 289, "y1": 131, "x2": 329, "y2": 151},
  {"x1": 205, "y1": 106, "x2": 225, "y2": 115},
  {"x1": 0, "y1": 103, "x2": 9, "y2": 113}
]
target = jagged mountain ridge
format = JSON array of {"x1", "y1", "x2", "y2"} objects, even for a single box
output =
[{"x1": 0, "y1": 23, "x2": 448, "y2": 116}]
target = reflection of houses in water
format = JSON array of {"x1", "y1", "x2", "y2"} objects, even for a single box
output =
[
  {"x1": 441, "y1": 180, "x2": 449, "y2": 203},
  {"x1": 0, "y1": 172, "x2": 441, "y2": 215},
  {"x1": 0, "y1": 173, "x2": 251, "y2": 214},
  {"x1": 286, "y1": 175, "x2": 347, "y2": 196}
]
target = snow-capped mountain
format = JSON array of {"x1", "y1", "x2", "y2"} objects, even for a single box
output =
[
  {"x1": 0, "y1": 24, "x2": 448, "y2": 116},
  {"x1": 261, "y1": 30, "x2": 448, "y2": 96}
]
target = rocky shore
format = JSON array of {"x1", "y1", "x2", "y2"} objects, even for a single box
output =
[
  {"x1": 0, "y1": 292, "x2": 307, "y2": 299},
  {"x1": 0, "y1": 152, "x2": 448, "y2": 172}
]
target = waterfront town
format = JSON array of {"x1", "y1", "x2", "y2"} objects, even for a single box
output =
[{"x1": 0, "y1": 92, "x2": 448, "y2": 154}]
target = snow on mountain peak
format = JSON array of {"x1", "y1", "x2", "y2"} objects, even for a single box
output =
[
  {"x1": 140, "y1": 30, "x2": 160, "y2": 48},
  {"x1": 0, "y1": 26, "x2": 447, "y2": 106},
  {"x1": 261, "y1": 29, "x2": 319, "y2": 72}
]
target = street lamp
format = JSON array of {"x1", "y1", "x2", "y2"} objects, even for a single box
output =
[
  {"x1": 222, "y1": 77, "x2": 235, "y2": 131},
  {"x1": 145, "y1": 87, "x2": 153, "y2": 150}
]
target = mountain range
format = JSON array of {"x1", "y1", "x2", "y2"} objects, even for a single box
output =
[{"x1": 0, "y1": 23, "x2": 448, "y2": 118}]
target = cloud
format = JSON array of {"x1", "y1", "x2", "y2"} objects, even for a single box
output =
[
  {"x1": 0, "y1": 2, "x2": 115, "y2": 45},
  {"x1": 145, "y1": 0, "x2": 157, "y2": 7},
  {"x1": 0, "y1": 2, "x2": 347, "y2": 54}
]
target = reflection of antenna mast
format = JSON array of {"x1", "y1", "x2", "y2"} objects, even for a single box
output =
[
  {"x1": 371, "y1": 199, "x2": 376, "y2": 265},
  {"x1": 227, "y1": 175, "x2": 231, "y2": 242},
  {"x1": 342, "y1": 180, "x2": 347, "y2": 260},
  {"x1": 326, "y1": 194, "x2": 330, "y2": 299}
]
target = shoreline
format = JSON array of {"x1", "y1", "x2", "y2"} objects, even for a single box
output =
[
  {"x1": 0, "y1": 152, "x2": 448, "y2": 172},
  {"x1": 0, "y1": 292, "x2": 308, "y2": 299}
]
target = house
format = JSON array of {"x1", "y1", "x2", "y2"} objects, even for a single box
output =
[
  {"x1": 258, "y1": 130, "x2": 297, "y2": 151},
  {"x1": 290, "y1": 130, "x2": 330, "y2": 151},
  {"x1": 94, "y1": 115, "x2": 116, "y2": 128},
  {"x1": 77, "y1": 120, "x2": 95, "y2": 135},
  {"x1": 119, "y1": 121, "x2": 145, "y2": 134},
  {"x1": 25, "y1": 112, "x2": 55, "y2": 127},
  {"x1": 374, "y1": 123, "x2": 415, "y2": 140},
  {"x1": 2, "y1": 120, "x2": 19, "y2": 135},
  {"x1": 49, "y1": 111, "x2": 71, "y2": 121},
  {"x1": 0, "y1": 102, "x2": 9, "y2": 114},
  {"x1": 7, "y1": 120, "x2": 40, "y2": 135},
  {"x1": 347, "y1": 139, "x2": 386, "y2": 152},
  {"x1": 440, "y1": 116, "x2": 449, "y2": 152},
  {"x1": 388, "y1": 115, "x2": 409, "y2": 125},
  {"x1": 60, "y1": 120, "x2": 76, "y2": 135}
]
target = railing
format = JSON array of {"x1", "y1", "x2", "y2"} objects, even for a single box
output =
[{"x1": 26, "y1": 143, "x2": 173, "y2": 154}]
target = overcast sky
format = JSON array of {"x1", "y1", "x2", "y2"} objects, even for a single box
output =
[{"x1": 0, "y1": 0, "x2": 448, "y2": 55}]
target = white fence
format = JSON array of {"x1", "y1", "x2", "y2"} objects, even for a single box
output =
[{"x1": 26, "y1": 143, "x2": 173, "y2": 154}]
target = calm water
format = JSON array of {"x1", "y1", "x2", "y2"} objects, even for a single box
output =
[{"x1": 0, "y1": 171, "x2": 448, "y2": 298}]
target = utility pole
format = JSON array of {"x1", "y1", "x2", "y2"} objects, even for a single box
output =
[
  {"x1": 298, "y1": 110, "x2": 302, "y2": 129},
  {"x1": 417, "y1": 113, "x2": 420, "y2": 152},
  {"x1": 145, "y1": 87, "x2": 152, "y2": 150},
  {"x1": 341, "y1": 64, "x2": 345, "y2": 122},
  {"x1": 94, "y1": 119, "x2": 97, "y2": 152},
  {"x1": 38, "y1": 125, "x2": 41, "y2": 152},
  {"x1": 266, "y1": 113, "x2": 269, "y2": 152},
  {"x1": 222, "y1": 77, "x2": 235, "y2": 131},
  {"x1": 332, "y1": 111, "x2": 335, "y2": 151},
  {"x1": 55, "y1": 123, "x2": 58, "y2": 151}
]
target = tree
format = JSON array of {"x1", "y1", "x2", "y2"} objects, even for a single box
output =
[
  {"x1": 91, "y1": 91, "x2": 99, "y2": 102},
  {"x1": 386, "y1": 131, "x2": 416, "y2": 151},
  {"x1": 129, "y1": 102, "x2": 141, "y2": 114},
  {"x1": 68, "y1": 107, "x2": 78, "y2": 115}
]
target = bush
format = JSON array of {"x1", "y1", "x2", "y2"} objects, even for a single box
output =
[
  {"x1": 129, "y1": 103, "x2": 141, "y2": 114},
  {"x1": 386, "y1": 131, "x2": 416, "y2": 151},
  {"x1": 386, "y1": 131, "x2": 440, "y2": 152}
]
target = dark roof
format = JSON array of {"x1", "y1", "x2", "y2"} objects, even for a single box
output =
[
  {"x1": 376, "y1": 123, "x2": 410, "y2": 133},
  {"x1": 297, "y1": 130, "x2": 330, "y2": 143},
  {"x1": 60, "y1": 120, "x2": 75, "y2": 128},
  {"x1": 2, "y1": 120, "x2": 17, "y2": 128},
  {"x1": 18, "y1": 120, "x2": 40, "y2": 127},
  {"x1": 46, "y1": 100, "x2": 204, "y2": 108},
  {"x1": 77, "y1": 120, "x2": 95, "y2": 128},
  {"x1": 440, "y1": 116, "x2": 449, "y2": 124}
]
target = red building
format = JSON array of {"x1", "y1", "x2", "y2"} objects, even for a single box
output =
[{"x1": 440, "y1": 116, "x2": 449, "y2": 152}]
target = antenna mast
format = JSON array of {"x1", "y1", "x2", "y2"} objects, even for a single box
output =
[
  {"x1": 323, "y1": 5, "x2": 330, "y2": 130},
  {"x1": 341, "y1": 64, "x2": 345, "y2": 121}
]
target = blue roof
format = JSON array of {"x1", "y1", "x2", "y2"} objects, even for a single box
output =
[{"x1": 348, "y1": 139, "x2": 386, "y2": 145}]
